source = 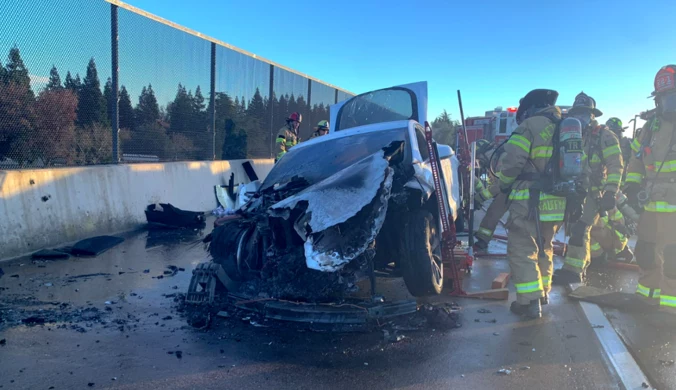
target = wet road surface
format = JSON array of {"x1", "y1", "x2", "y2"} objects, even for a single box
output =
[{"x1": 1, "y1": 223, "x2": 621, "y2": 389}]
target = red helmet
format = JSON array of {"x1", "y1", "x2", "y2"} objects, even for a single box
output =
[
  {"x1": 652, "y1": 65, "x2": 676, "y2": 97},
  {"x1": 287, "y1": 112, "x2": 302, "y2": 123}
]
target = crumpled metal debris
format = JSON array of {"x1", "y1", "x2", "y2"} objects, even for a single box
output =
[{"x1": 269, "y1": 150, "x2": 394, "y2": 272}]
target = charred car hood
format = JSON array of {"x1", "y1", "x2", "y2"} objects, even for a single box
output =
[{"x1": 269, "y1": 149, "x2": 395, "y2": 272}]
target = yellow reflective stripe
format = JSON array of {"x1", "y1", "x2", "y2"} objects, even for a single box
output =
[
  {"x1": 540, "y1": 213, "x2": 564, "y2": 221},
  {"x1": 660, "y1": 295, "x2": 676, "y2": 308},
  {"x1": 645, "y1": 201, "x2": 676, "y2": 213},
  {"x1": 636, "y1": 284, "x2": 651, "y2": 298},
  {"x1": 606, "y1": 174, "x2": 621, "y2": 184},
  {"x1": 603, "y1": 145, "x2": 621, "y2": 158},
  {"x1": 653, "y1": 160, "x2": 676, "y2": 173},
  {"x1": 509, "y1": 189, "x2": 529, "y2": 201},
  {"x1": 565, "y1": 257, "x2": 585, "y2": 269},
  {"x1": 631, "y1": 138, "x2": 641, "y2": 153},
  {"x1": 497, "y1": 171, "x2": 516, "y2": 185},
  {"x1": 276, "y1": 150, "x2": 286, "y2": 159},
  {"x1": 507, "y1": 134, "x2": 531, "y2": 153},
  {"x1": 541, "y1": 276, "x2": 551, "y2": 287},
  {"x1": 285, "y1": 141, "x2": 295, "y2": 147},
  {"x1": 477, "y1": 227, "x2": 493, "y2": 238},
  {"x1": 275, "y1": 137, "x2": 285, "y2": 144},
  {"x1": 625, "y1": 172, "x2": 643, "y2": 184},
  {"x1": 609, "y1": 209, "x2": 623, "y2": 220},
  {"x1": 481, "y1": 187, "x2": 493, "y2": 199},
  {"x1": 530, "y1": 146, "x2": 553, "y2": 159},
  {"x1": 591, "y1": 155, "x2": 602, "y2": 163},
  {"x1": 539, "y1": 193, "x2": 560, "y2": 200},
  {"x1": 515, "y1": 280, "x2": 543, "y2": 294},
  {"x1": 591, "y1": 242, "x2": 602, "y2": 251}
]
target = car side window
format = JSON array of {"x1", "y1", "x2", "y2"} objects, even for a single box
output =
[{"x1": 415, "y1": 126, "x2": 430, "y2": 161}]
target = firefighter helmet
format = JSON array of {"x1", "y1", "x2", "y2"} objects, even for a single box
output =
[
  {"x1": 569, "y1": 92, "x2": 603, "y2": 117},
  {"x1": 287, "y1": 112, "x2": 303, "y2": 123},
  {"x1": 651, "y1": 65, "x2": 676, "y2": 97},
  {"x1": 476, "y1": 139, "x2": 493, "y2": 155},
  {"x1": 606, "y1": 117, "x2": 625, "y2": 134},
  {"x1": 315, "y1": 120, "x2": 329, "y2": 131},
  {"x1": 516, "y1": 89, "x2": 559, "y2": 125}
]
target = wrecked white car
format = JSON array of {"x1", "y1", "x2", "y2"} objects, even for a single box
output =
[{"x1": 192, "y1": 82, "x2": 461, "y2": 303}]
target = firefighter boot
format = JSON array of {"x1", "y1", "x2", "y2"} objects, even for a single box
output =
[
  {"x1": 616, "y1": 246, "x2": 635, "y2": 263},
  {"x1": 473, "y1": 235, "x2": 490, "y2": 251},
  {"x1": 552, "y1": 268, "x2": 583, "y2": 286},
  {"x1": 510, "y1": 299, "x2": 542, "y2": 319},
  {"x1": 588, "y1": 252, "x2": 609, "y2": 270},
  {"x1": 540, "y1": 292, "x2": 549, "y2": 305}
]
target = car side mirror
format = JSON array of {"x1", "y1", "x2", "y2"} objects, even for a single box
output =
[{"x1": 437, "y1": 144, "x2": 454, "y2": 160}]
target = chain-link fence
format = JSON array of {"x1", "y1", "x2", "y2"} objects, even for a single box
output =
[{"x1": 0, "y1": 0, "x2": 354, "y2": 168}]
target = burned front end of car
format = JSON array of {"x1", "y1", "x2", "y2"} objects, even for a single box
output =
[{"x1": 199, "y1": 126, "x2": 440, "y2": 303}]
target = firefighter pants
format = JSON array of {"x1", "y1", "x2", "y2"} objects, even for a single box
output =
[
  {"x1": 590, "y1": 217, "x2": 628, "y2": 260},
  {"x1": 562, "y1": 196, "x2": 599, "y2": 275},
  {"x1": 476, "y1": 192, "x2": 509, "y2": 243},
  {"x1": 635, "y1": 211, "x2": 676, "y2": 314},
  {"x1": 507, "y1": 203, "x2": 561, "y2": 304}
]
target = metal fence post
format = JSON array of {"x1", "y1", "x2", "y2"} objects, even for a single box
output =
[
  {"x1": 210, "y1": 42, "x2": 216, "y2": 160},
  {"x1": 269, "y1": 65, "x2": 274, "y2": 159},
  {"x1": 111, "y1": 4, "x2": 119, "y2": 163},
  {"x1": 334, "y1": 89, "x2": 339, "y2": 104},
  {"x1": 307, "y1": 79, "x2": 312, "y2": 110}
]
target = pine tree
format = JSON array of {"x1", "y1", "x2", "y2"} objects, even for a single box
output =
[
  {"x1": 168, "y1": 83, "x2": 193, "y2": 135},
  {"x1": 135, "y1": 84, "x2": 160, "y2": 126},
  {"x1": 245, "y1": 88, "x2": 268, "y2": 157},
  {"x1": 118, "y1": 86, "x2": 134, "y2": 130},
  {"x1": 46, "y1": 65, "x2": 62, "y2": 90},
  {"x1": 193, "y1": 86, "x2": 205, "y2": 113},
  {"x1": 77, "y1": 58, "x2": 108, "y2": 126},
  {"x1": 6, "y1": 47, "x2": 31, "y2": 91},
  {"x1": 103, "y1": 78, "x2": 113, "y2": 123},
  {"x1": 0, "y1": 60, "x2": 7, "y2": 84}
]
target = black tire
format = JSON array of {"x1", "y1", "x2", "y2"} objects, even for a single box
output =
[{"x1": 400, "y1": 210, "x2": 444, "y2": 296}]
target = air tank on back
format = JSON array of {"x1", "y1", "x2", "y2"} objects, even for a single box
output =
[{"x1": 558, "y1": 117, "x2": 583, "y2": 180}]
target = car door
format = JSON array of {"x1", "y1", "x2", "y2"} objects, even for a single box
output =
[{"x1": 329, "y1": 82, "x2": 428, "y2": 133}]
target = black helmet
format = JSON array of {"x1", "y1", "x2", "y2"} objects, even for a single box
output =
[
  {"x1": 516, "y1": 89, "x2": 559, "y2": 125},
  {"x1": 568, "y1": 92, "x2": 603, "y2": 117}
]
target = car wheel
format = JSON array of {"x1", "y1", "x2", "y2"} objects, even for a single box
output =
[{"x1": 400, "y1": 210, "x2": 444, "y2": 296}]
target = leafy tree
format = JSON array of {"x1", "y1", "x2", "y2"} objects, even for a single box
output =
[
  {"x1": 77, "y1": 58, "x2": 108, "y2": 126},
  {"x1": 47, "y1": 65, "x2": 62, "y2": 90},
  {"x1": 221, "y1": 119, "x2": 247, "y2": 160},
  {"x1": 118, "y1": 86, "x2": 134, "y2": 130},
  {"x1": 135, "y1": 84, "x2": 160, "y2": 126},
  {"x1": 432, "y1": 109, "x2": 459, "y2": 146},
  {"x1": 74, "y1": 123, "x2": 113, "y2": 165},
  {"x1": 32, "y1": 88, "x2": 78, "y2": 164},
  {"x1": 0, "y1": 82, "x2": 35, "y2": 163}
]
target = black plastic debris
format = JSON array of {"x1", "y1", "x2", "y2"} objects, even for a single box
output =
[
  {"x1": 31, "y1": 249, "x2": 70, "y2": 260},
  {"x1": 0, "y1": 339, "x2": 6, "y2": 346},
  {"x1": 22, "y1": 316, "x2": 46, "y2": 325},
  {"x1": 241, "y1": 161, "x2": 259, "y2": 181},
  {"x1": 175, "y1": 351, "x2": 183, "y2": 359},
  {"x1": 145, "y1": 203, "x2": 205, "y2": 229},
  {"x1": 70, "y1": 236, "x2": 125, "y2": 257}
]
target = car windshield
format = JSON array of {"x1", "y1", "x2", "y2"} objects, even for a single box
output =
[
  {"x1": 262, "y1": 127, "x2": 410, "y2": 191},
  {"x1": 336, "y1": 88, "x2": 416, "y2": 131}
]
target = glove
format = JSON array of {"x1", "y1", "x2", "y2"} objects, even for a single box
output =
[
  {"x1": 623, "y1": 183, "x2": 641, "y2": 209},
  {"x1": 600, "y1": 191, "x2": 616, "y2": 212}
]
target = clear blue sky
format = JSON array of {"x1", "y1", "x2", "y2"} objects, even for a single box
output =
[{"x1": 123, "y1": 0, "x2": 674, "y2": 131}]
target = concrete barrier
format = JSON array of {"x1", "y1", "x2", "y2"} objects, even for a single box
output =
[{"x1": 0, "y1": 159, "x2": 274, "y2": 261}]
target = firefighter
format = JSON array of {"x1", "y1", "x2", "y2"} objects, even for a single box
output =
[
  {"x1": 495, "y1": 89, "x2": 562, "y2": 318},
  {"x1": 588, "y1": 207, "x2": 631, "y2": 268},
  {"x1": 474, "y1": 139, "x2": 509, "y2": 251},
  {"x1": 275, "y1": 112, "x2": 302, "y2": 162},
  {"x1": 552, "y1": 92, "x2": 623, "y2": 285},
  {"x1": 310, "y1": 120, "x2": 329, "y2": 139},
  {"x1": 624, "y1": 65, "x2": 676, "y2": 325},
  {"x1": 607, "y1": 117, "x2": 633, "y2": 182}
]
